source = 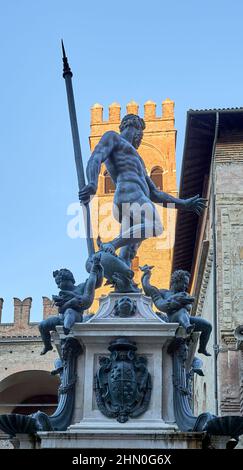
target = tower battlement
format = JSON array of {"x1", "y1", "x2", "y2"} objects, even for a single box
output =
[
  {"x1": 90, "y1": 99, "x2": 175, "y2": 136},
  {"x1": 0, "y1": 297, "x2": 57, "y2": 337}
]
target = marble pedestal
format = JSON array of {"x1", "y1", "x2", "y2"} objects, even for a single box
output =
[
  {"x1": 58, "y1": 293, "x2": 179, "y2": 435},
  {"x1": 36, "y1": 292, "x2": 205, "y2": 448}
]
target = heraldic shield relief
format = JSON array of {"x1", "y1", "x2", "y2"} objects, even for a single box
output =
[{"x1": 94, "y1": 337, "x2": 152, "y2": 423}]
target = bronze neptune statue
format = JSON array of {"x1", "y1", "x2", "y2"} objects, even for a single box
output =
[{"x1": 79, "y1": 114, "x2": 207, "y2": 267}]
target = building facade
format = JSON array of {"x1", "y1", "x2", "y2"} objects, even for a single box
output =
[{"x1": 173, "y1": 108, "x2": 243, "y2": 417}]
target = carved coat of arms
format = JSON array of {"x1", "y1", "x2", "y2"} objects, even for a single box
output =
[{"x1": 94, "y1": 337, "x2": 152, "y2": 423}]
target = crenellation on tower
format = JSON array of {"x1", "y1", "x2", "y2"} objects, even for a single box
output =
[
  {"x1": 13, "y1": 297, "x2": 32, "y2": 327},
  {"x1": 144, "y1": 100, "x2": 156, "y2": 120},
  {"x1": 126, "y1": 100, "x2": 139, "y2": 115},
  {"x1": 108, "y1": 102, "x2": 121, "y2": 122},
  {"x1": 162, "y1": 98, "x2": 175, "y2": 120},
  {"x1": 90, "y1": 103, "x2": 103, "y2": 124}
]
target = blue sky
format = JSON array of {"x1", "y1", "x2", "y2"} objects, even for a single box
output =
[{"x1": 1, "y1": 0, "x2": 243, "y2": 321}]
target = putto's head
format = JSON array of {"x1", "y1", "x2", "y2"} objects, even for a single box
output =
[
  {"x1": 170, "y1": 270, "x2": 190, "y2": 293},
  {"x1": 53, "y1": 269, "x2": 75, "y2": 289},
  {"x1": 119, "y1": 114, "x2": 145, "y2": 149}
]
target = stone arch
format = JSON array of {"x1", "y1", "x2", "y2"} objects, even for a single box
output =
[
  {"x1": 139, "y1": 141, "x2": 166, "y2": 170},
  {"x1": 0, "y1": 369, "x2": 59, "y2": 415}
]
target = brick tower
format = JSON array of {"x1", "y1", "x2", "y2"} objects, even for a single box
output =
[{"x1": 89, "y1": 99, "x2": 177, "y2": 310}]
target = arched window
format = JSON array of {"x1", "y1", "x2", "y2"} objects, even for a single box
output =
[
  {"x1": 104, "y1": 171, "x2": 115, "y2": 194},
  {"x1": 150, "y1": 166, "x2": 163, "y2": 190}
]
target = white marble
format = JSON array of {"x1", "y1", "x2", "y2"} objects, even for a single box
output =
[
  {"x1": 38, "y1": 430, "x2": 206, "y2": 449},
  {"x1": 56, "y1": 293, "x2": 180, "y2": 433}
]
